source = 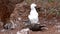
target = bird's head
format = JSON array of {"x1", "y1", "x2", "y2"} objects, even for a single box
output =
[{"x1": 30, "y1": 3, "x2": 37, "y2": 8}]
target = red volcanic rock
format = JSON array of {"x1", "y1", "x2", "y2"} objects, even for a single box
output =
[{"x1": 0, "y1": 0, "x2": 24, "y2": 29}]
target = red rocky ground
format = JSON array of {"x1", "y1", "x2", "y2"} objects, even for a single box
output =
[{"x1": 0, "y1": 0, "x2": 60, "y2": 34}]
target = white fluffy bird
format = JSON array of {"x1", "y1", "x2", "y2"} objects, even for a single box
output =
[{"x1": 28, "y1": 3, "x2": 39, "y2": 24}]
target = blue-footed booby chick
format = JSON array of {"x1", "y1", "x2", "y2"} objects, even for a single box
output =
[{"x1": 28, "y1": 3, "x2": 39, "y2": 24}]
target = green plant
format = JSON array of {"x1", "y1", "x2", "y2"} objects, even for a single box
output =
[{"x1": 48, "y1": 0, "x2": 54, "y2": 3}]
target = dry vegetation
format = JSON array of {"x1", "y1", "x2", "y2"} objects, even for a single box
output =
[{"x1": 0, "y1": 0, "x2": 60, "y2": 34}]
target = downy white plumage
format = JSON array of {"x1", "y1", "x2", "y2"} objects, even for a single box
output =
[{"x1": 28, "y1": 3, "x2": 39, "y2": 24}]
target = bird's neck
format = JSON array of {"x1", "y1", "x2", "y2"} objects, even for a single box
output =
[
  {"x1": 31, "y1": 7, "x2": 37, "y2": 12},
  {"x1": 31, "y1": 7, "x2": 36, "y2": 10},
  {"x1": 30, "y1": 7, "x2": 38, "y2": 15}
]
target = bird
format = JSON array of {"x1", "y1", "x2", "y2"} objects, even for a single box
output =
[
  {"x1": 28, "y1": 3, "x2": 39, "y2": 24},
  {"x1": 23, "y1": 23, "x2": 46, "y2": 31},
  {"x1": 29, "y1": 24, "x2": 46, "y2": 31},
  {"x1": 22, "y1": 3, "x2": 47, "y2": 31}
]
